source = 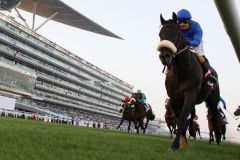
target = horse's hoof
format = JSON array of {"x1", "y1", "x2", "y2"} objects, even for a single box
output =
[
  {"x1": 169, "y1": 146, "x2": 178, "y2": 152},
  {"x1": 180, "y1": 135, "x2": 190, "y2": 150}
]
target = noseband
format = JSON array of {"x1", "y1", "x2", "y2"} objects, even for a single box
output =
[{"x1": 157, "y1": 40, "x2": 188, "y2": 58}]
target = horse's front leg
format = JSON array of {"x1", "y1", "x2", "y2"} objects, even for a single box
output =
[
  {"x1": 171, "y1": 91, "x2": 198, "y2": 151},
  {"x1": 209, "y1": 130, "x2": 214, "y2": 144},
  {"x1": 116, "y1": 118, "x2": 124, "y2": 129}
]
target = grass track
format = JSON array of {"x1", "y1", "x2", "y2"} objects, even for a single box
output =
[{"x1": 0, "y1": 117, "x2": 239, "y2": 160}]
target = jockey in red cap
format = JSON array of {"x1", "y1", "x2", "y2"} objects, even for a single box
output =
[{"x1": 123, "y1": 96, "x2": 130, "y2": 103}]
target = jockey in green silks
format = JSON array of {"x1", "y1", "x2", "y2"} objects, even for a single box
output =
[
  {"x1": 137, "y1": 89, "x2": 146, "y2": 103},
  {"x1": 136, "y1": 89, "x2": 151, "y2": 111}
]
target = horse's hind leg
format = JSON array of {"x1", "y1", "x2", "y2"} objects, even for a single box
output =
[
  {"x1": 140, "y1": 120, "x2": 145, "y2": 130},
  {"x1": 222, "y1": 125, "x2": 226, "y2": 140},
  {"x1": 168, "y1": 125, "x2": 173, "y2": 138},
  {"x1": 206, "y1": 94, "x2": 221, "y2": 144},
  {"x1": 133, "y1": 120, "x2": 140, "y2": 134},
  {"x1": 143, "y1": 119, "x2": 149, "y2": 133}
]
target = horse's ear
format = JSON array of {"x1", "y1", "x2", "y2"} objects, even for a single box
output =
[
  {"x1": 172, "y1": 12, "x2": 178, "y2": 23},
  {"x1": 160, "y1": 14, "x2": 166, "y2": 25}
]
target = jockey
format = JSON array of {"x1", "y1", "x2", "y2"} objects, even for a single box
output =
[
  {"x1": 122, "y1": 96, "x2": 131, "y2": 103},
  {"x1": 176, "y1": 9, "x2": 217, "y2": 88},
  {"x1": 136, "y1": 89, "x2": 150, "y2": 111},
  {"x1": 194, "y1": 114, "x2": 198, "y2": 120},
  {"x1": 136, "y1": 89, "x2": 146, "y2": 103},
  {"x1": 193, "y1": 114, "x2": 199, "y2": 126},
  {"x1": 119, "y1": 96, "x2": 131, "y2": 112}
]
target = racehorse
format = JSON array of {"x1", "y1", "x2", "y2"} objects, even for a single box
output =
[
  {"x1": 116, "y1": 102, "x2": 135, "y2": 133},
  {"x1": 234, "y1": 106, "x2": 240, "y2": 130},
  {"x1": 188, "y1": 120, "x2": 202, "y2": 140},
  {"x1": 207, "y1": 110, "x2": 226, "y2": 144},
  {"x1": 157, "y1": 13, "x2": 222, "y2": 151},
  {"x1": 132, "y1": 93, "x2": 155, "y2": 133},
  {"x1": 165, "y1": 99, "x2": 177, "y2": 138},
  {"x1": 130, "y1": 93, "x2": 147, "y2": 134},
  {"x1": 234, "y1": 106, "x2": 240, "y2": 116}
]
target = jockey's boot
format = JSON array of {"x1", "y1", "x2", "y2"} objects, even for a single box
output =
[{"x1": 197, "y1": 54, "x2": 218, "y2": 88}]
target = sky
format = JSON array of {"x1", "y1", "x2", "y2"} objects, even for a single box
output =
[{"x1": 12, "y1": 0, "x2": 240, "y2": 141}]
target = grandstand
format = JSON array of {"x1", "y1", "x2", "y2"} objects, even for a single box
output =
[
  {"x1": 0, "y1": 11, "x2": 162, "y2": 132},
  {"x1": 0, "y1": 11, "x2": 132, "y2": 122}
]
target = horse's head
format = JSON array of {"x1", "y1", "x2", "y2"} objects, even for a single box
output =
[
  {"x1": 234, "y1": 106, "x2": 240, "y2": 116},
  {"x1": 131, "y1": 93, "x2": 140, "y2": 102},
  {"x1": 157, "y1": 12, "x2": 188, "y2": 66}
]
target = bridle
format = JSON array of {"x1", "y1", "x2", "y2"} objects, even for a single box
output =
[
  {"x1": 157, "y1": 23, "x2": 189, "y2": 58},
  {"x1": 157, "y1": 23, "x2": 189, "y2": 73}
]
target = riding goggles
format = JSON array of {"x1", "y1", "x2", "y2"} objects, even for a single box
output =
[{"x1": 178, "y1": 19, "x2": 190, "y2": 24}]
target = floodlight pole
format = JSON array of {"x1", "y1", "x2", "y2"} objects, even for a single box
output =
[{"x1": 214, "y1": 0, "x2": 240, "y2": 63}]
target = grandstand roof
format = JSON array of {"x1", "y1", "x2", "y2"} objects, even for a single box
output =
[{"x1": 18, "y1": 0, "x2": 123, "y2": 39}]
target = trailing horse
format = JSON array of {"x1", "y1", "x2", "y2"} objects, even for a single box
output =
[
  {"x1": 165, "y1": 99, "x2": 177, "y2": 138},
  {"x1": 116, "y1": 102, "x2": 135, "y2": 133},
  {"x1": 157, "y1": 13, "x2": 222, "y2": 151},
  {"x1": 131, "y1": 93, "x2": 155, "y2": 133},
  {"x1": 207, "y1": 110, "x2": 226, "y2": 143},
  {"x1": 233, "y1": 106, "x2": 240, "y2": 130},
  {"x1": 188, "y1": 120, "x2": 202, "y2": 140}
]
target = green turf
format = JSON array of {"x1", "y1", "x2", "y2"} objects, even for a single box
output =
[{"x1": 0, "y1": 117, "x2": 239, "y2": 160}]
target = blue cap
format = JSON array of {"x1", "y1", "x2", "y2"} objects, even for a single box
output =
[{"x1": 177, "y1": 9, "x2": 192, "y2": 20}]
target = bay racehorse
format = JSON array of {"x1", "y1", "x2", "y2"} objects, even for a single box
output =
[
  {"x1": 130, "y1": 93, "x2": 147, "y2": 134},
  {"x1": 188, "y1": 120, "x2": 202, "y2": 140},
  {"x1": 165, "y1": 98, "x2": 177, "y2": 138},
  {"x1": 132, "y1": 93, "x2": 155, "y2": 133},
  {"x1": 207, "y1": 110, "x2": 226, "y2": 143},
  {"x1": 157, "y1": 12, "x2": 222, "y2": 151},
  {"x1": 116, "y1": 102, "x2": 135, "y2": 133}
]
